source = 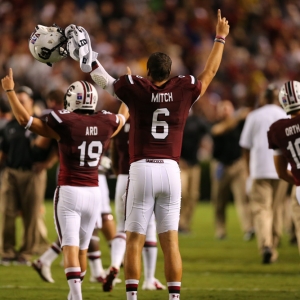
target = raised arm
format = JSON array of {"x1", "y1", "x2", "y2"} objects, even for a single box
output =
[
  {"x1": 197, "y1": 9, "x2": 230, "y2": 97},
  {"x1": 111, "y1": 102, "x2": 129, "y2": 138},
  {"x1": 1, "y1": 68, "x2": 60, "y2": 140}
]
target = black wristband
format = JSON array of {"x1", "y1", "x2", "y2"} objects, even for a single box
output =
[{"x1": 5, "y1": 89, "x2": 14, "y2": 92}]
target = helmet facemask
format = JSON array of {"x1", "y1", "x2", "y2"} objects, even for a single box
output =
[{"x1": 29, "y1": 24, "x2": 68, "y2": 66}]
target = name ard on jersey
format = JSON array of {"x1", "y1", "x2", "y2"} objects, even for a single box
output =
[
  {"x1": 86, "y1": 126, "x2": 98, "y2": 135},
  {"x1": 151, "y1": 93, "x2": 173, "y2": 103},
  {"x1": 285, "y1": 124, "x2": 300, "y2": 136}
]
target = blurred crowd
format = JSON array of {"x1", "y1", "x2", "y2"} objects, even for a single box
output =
[{"x1": 1, "y1": 0, "x2": 300, "y2": 118}]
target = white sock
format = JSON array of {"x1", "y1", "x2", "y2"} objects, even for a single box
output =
[
  {"x1": 126, "y1": 279, "x2": 139, "y2": 300},
  {"x1": 168, "y1": 282, "x2": 181, "y2": 299},
  {"x1": 87, "y1": 251, "x2": 105, "y2": 278},
  {"x1": 65, "y1": 267, "x2": 82, "y2": 300},
  {"x1": 111, "y1": 233, "x2": 126, "y2": 269},
  {"x1": 80, "y1": 270, "x2": 86, "y2": 282},
  {"x1": 142, "y1": 242, "x2": 157, "y2": 282},
  {"x1": 39, "y1": 242, "x2": 61, "y2": 266}
]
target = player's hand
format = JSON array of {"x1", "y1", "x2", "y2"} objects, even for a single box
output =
[
  {"x1": 216, "y1": 9, "x2": 229, "y2": 38},
  {"x1": 1, "y1": 68, "x2": 14, "y2": 91}
]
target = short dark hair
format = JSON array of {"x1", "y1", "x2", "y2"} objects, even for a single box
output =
[
  {"x1": 46, "y1": 89, "x2": 65, "y2": 106},
  {"x1": 147, "y1": 52, "x2": 172, "y2": 82},
  {"x1": 16, "y1": 86, "x2": 34, "y2": 98},
  {"x1": 264, "y1": 84, "x2": 278, "y2": 104}
]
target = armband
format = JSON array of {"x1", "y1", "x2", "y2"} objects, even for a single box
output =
[
  {"x1": 215, "y1": 35, "x2": 225, "y2": 41},
  {"x1": 24, "y1": 116, "x2": 33, "y2": 130},
  {"x1": 214, "y1": 38, "x2": 225, "y2": 45},
  {"x1": 5, "y1": 89, "x2": 14, "y2": 93}
]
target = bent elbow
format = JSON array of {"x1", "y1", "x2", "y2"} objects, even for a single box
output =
[{"x1": 18, "y1": 116, "x2": 30, "y2": 128}]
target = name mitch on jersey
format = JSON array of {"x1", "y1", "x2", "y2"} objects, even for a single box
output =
[
  {"x1": 151, "y1": 93, "x2": 173, "y2": 102},
  {"x1": 285, "y1": 124, "x2": 300, "y2": 136}
]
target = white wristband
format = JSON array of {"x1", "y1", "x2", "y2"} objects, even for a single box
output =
[
  {"x1": 24, "y1": 116, "x2": 33, "y2": 130},
  {"x1": 118, "y1": 114, "x2": 126, "y2": 125}
]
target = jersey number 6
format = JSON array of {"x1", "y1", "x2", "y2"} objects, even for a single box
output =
[{"x1": 151, "y1": 108, "x2": 169, "y2": 139}]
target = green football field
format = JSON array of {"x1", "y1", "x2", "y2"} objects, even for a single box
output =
[{"x1": 1, "y1": 201, "x2": 300, "y2": 300}]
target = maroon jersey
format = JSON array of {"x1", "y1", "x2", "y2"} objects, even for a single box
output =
[
  {"x1": 46, "y1": 109, "x2": 119, "y2": 186},
  {"x1": 114, "y1": 75, "x2": 201, "y2": 163},
  {"x1": 268, "y1": 115, "x2": 300, "y2": 185},
  {"x1": 114, "y1": 121, "x2": 130, "y2": 174}
]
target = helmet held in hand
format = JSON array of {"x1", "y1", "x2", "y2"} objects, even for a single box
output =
[{"x1": 29, "y1": 24, "x2": 68, "y2": 66}]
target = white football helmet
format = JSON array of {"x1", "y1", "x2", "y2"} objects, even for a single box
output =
[
  {"x1": 64, "y1": 81, "x2": 98, "y2": 112},
  {"x1": 279, "y1": 81, "x2": 300, "y2": 114},
  {"x1": 29, "y1": 24, "x2": 68, "y2": 66}
]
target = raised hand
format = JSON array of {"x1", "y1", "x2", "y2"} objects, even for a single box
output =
[
  {"x1": 1, "y1": 68, "x2": 14, "y2": 91},
  {"x1": 216, "y1": 9, "x2": 230, "y2": 38},
  {"x1": 126, "y1": 66, "x2": 132, "y2": 75}
]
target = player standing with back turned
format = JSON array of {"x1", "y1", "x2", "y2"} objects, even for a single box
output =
[{"x1": 83, "y1": 9, "x2": 230, "y2": 300}]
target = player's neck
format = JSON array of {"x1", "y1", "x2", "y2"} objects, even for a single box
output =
[{"x1": 152, "y1": 80, "x2": 168, "y2": 87}]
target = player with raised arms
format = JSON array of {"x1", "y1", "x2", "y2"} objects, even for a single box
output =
[{"x1": 79, "y1": 9, "x2": 229, "y2": 300}]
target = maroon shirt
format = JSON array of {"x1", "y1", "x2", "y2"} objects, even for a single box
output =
[
  {"x1": 46, "y1": 109, "x2": 119, "y2": 186},
  {"x1": 114, "y1": 75, "x2": 201, "y2": 163},
  {"x1": 268, "y1": 115, "x2": 300, "y2": 185}
]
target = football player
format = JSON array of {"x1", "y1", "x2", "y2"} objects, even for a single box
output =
[
  {"x1": 82, "y1": 9, "x2": 229, "y2": 300},
  {"x1": 268, "y1": 81, "x2": 300, "y2": 257},
  {"x1": 1, "y1": 69, "x2": 128, "y2": 300}
]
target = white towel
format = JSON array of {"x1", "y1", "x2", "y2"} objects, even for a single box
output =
[{"x1": 65, "y1": 24, "x2": 98, "y2": 73}]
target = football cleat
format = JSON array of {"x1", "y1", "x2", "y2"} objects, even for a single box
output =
[
  {"x1": 102, "y1": 267, "x2": 119, "y2": 292},
  {"x1": 142, "y1": 278, "x2": 166, "y2": 290},
  {"x1": 32, "y1": 260, "x2": 55, "y2": 283}
]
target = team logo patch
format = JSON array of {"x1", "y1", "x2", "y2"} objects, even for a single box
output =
[
  {"x1": 30, "y1": 34, "x2": 40, "y2": 44},
  {"x1": 77, "y1": 93, "x2": 83, "y2": 100}
]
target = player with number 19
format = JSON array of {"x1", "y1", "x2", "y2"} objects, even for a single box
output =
[{"x1": 1, "y1": 69, "x2": 128, "y2": 300}]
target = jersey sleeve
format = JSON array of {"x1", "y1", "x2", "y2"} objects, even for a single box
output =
[
  {"x1": 113, "y1": 75, "x2": 132, "y2": 105},
  {"x1": 97, "y1": 110, "x2": 120, "y2": 134},
  {"x1": 46, "y1": 110, "x2": 68, "y2": 136},
  {"x1": 188, "y1": 75, "x2": 202, "y2": 102}
]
